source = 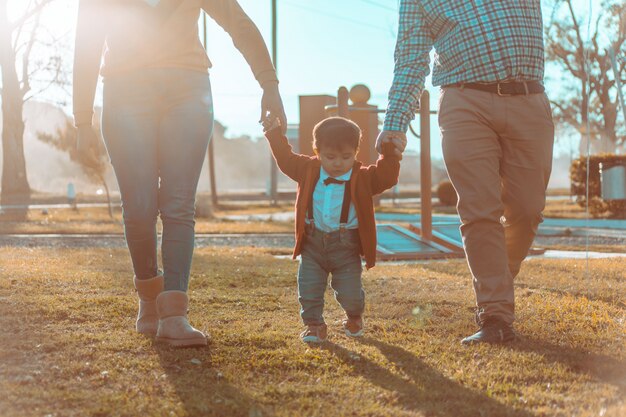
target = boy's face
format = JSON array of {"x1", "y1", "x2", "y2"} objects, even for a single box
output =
[{"x1": 317, "y1": 145, "x2": 357, "y2": 178}]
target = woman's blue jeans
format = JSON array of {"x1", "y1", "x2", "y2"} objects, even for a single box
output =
[{"x1": 102, "y1": 68, "x2": 214, "y2": 291}]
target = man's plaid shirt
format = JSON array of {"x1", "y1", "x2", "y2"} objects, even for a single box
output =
[{"x1": 384, "y1": 0, "x2": 546, "y2": 132}]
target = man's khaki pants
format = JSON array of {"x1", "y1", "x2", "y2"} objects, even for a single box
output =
[{"x1": 438, "y1": 86, "x2": 554, "y2": 325}]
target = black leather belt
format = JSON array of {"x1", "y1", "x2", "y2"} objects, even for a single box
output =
[{"x1": 444, "y1": 81, "x2": 545, "y2": 96}]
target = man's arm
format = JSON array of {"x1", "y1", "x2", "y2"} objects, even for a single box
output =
[
  {"x1": 383, "y1": 0, "x2": 433, "y2": 134},
  {"x1": 73, "y1": 0, "x2": 106, "y2": 127}
]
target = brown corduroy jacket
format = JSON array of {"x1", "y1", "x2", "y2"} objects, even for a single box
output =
[{"x1": 265, "y1": 128, "x2": 400, "y2": 269}]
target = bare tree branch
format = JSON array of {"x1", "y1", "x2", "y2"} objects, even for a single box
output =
[
  {"x1": 545, "y1": 0, "x2": 625, "y2": 153},
  {"x1": 9, "y1": 0, "x2": 53, "y2": 32},
  {"x1": 20, "y1": 10, "x2": 41, "y2": 97}
]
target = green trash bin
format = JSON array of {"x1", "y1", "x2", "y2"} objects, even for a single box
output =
[{"x1": 600, "y1": 161, "x2": 626, "y2": 201}]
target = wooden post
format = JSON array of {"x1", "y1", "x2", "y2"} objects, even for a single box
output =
[
  {"x1": 348, "y1": 84, "x2": 380, "y2": 205},
  {"x1": 337, "y1": 87, "x2": 349, "y2": 118},
  {"x1": 299, "y1": 95, "x2": 336, "y2": 155},
  {"x1": 420, "y1": 91, "x2": 432, "y2": 240},
  {"x1": 348, "y1": 85, "x2": 377, "y2": 166}
]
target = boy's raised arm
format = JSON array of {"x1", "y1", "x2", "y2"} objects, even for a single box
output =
[
  {"x1": 264, "y1": 127, "x2": 312, "y2": 183},
  {"x1": 365, "y1": 142, "x2": 401, "y2": 195}
]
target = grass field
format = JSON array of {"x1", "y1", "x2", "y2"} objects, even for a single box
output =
[
  {"x1": 378, "y1": 198, "x2": 597, "y2": 219},
  {"x1": 3, "y1": 199, "x2": 624, "y2": 253},
  {"x1": 0, "y1": 197, "x2": 597, "y2": 235},
  {"x1": 1, "y1": 247, "x2": 624, "y2": 417},
  {"x1": 0, "y1": 206, "x2": 293, "y2": 234}
]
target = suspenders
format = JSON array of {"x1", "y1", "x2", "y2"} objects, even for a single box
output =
[{"x1": 307, "y1": 179, "x2": 352, "y2": 230}]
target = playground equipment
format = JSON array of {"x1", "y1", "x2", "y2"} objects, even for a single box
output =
[{"x1": 299, "y1": 85, "x2": 464, "y2": 260}]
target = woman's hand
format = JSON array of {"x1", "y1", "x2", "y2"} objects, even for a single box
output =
[
  {"x1": 76, "y1": 125, "x2": 102, "y2": 168},
  {"x1": 260, "y1": 81, "x2": 287, "y2": 134}
]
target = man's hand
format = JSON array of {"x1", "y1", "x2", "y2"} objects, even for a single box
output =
[
  {"x1": 376, "y1": 130, "x2": 407, "y2": 157},
  {"x1": 76, "y1": 124, "x2": 101, "y2": 168},
  {"x1": 260, "y1": 81, "x2": 287, "y2": 134}
]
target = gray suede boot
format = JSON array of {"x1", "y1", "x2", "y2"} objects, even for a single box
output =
[
  {"x1": 134, "y1": 275, "x2": 164, "y2": 335},
  {"x1": 156, "y1": 290, "x2": 207, "y2": 347}
]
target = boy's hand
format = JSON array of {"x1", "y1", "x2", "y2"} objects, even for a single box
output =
[
  {"x1": 376, "y1": 130, "x2": 407, "y2": 157},
  {"x1": 261, "y1": 116, "x2": 282, "y2": 133},
  {"x1": 381, "y1": 141, "x2": 399, "y2": 158}
]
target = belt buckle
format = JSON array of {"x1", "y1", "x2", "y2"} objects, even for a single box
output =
[{"x1": 496, "y1": 82, "x2": 513, "y2": 97}]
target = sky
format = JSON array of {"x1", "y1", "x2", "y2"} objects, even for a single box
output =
[
  {"x1": 11, "y1": 0, "x2": 606, "y2": 159},
  {"x1": 202, "y1": 0, "x2": 401, "y2": 138}
]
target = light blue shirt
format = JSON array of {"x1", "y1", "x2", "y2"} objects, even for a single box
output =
[{"x1": 307, "y1": 168, "x2": 358, "y2": 232}]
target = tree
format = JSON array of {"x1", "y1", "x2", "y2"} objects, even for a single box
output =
[
  {"x1": 0, "y1": 0, "x2": 58, "y2": 216},
  {"x1": 544, "y1": 0, "x2": 626, "y2": 155},
  {"x1": 37, "y1": 114, "x2": 115, "y2": 218}
]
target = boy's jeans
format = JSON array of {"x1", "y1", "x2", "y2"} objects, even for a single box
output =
[
  {"x1": 102, "y1": 68, "x2": 214, "y2": 292},
  {"x1": 298, "y1": 227, "x2": 364, "y2": 325}
]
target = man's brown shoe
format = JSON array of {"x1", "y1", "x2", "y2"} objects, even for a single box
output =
[{"x1": 461, "y1": 318, "x2": 515, "y2": 345}]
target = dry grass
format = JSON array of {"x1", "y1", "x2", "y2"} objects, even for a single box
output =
[
  {"x1": 539, "y1": 244, "x2": 626, "y2": 253},
  {"x1": 541, "y1": 198, "x2": 593, "y2": 219},
  {"x1": 0, "y1": 247, "x2": 624, "y2": 417},
  {"x1": 0, "y1": 206, "x2": 292, "y2": 234},
  {"x1": 379, "y1": 198, "x2": 590, "y2": 219},
  {"x1": 0, "y1": 197, "x2": 591, "y2": 235}
]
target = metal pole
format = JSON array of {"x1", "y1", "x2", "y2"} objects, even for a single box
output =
[
  {"x1": 419, "y1": 91, "x2": 432, "y2": 240},
  {"x1": 203, "y1": 13, "x2": 218, "y2": 210},
  {"x1": 269, "y1": 0, "x2": 278, "y2": 205}
]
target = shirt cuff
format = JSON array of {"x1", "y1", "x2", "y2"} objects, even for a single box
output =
[
  {"x1": 383, "y1": 111, "x2": 414, "y2": 133},
  {"x1": 73, "y1": 111, "x2": 94, "y2": 127}
]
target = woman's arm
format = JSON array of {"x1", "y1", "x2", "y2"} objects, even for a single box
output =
[
  {"x1": 202, "y1": 0, "x2": 276, "y2": 86},
  {"x1": 202, "y1": 0, "x2": 287, "y2": 130},
  {"x1": 72, "y1": 0, "x2": 106, "y2": 127}
]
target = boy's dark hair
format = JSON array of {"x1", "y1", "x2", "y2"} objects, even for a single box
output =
[{"x1": 312, "y1": 117, "x2": 361, "y2": 152}]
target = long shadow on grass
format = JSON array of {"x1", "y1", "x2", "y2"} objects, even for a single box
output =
[
  {"x1": 509, "y1": 335, "x2": 626, "y2": 392},
  {"x1": 322, "y1": 339, "x2": 532, "y2": 417},
  {"x1": 153, "y1": 343, "x2": 269, "y2": 417}
]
